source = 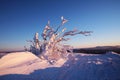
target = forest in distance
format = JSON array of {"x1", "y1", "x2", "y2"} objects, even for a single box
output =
[
  {"x1": 0, "y1": 45, "x2": 120, "y2": 59},
  {"x1": 73, "y1": 46, "x2": 120, "y2": 54}
]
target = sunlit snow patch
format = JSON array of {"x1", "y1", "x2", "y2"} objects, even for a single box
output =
[{"x1": 0, "y1": 52, "x2": 66, "y2": 76}]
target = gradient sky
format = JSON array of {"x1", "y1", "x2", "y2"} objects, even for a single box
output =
[{"x1": 0, "y1": 0, "x2": 120, "y2": 51}]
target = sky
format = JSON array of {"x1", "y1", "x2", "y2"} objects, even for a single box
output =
[{"x1": 0, "y1": 0, "x2": 120, "y2": 51}]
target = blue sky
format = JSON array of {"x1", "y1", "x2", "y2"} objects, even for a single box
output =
[{"x1": 0, "y1": 0, "x2": 120, "y2": 51}]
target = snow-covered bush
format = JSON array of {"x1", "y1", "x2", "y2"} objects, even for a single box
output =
[{"x1": 27, "y1": 17, "x2": 92, "y2": 63}]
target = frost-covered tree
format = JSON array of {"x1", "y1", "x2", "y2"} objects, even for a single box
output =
[{"x1": 27, "y1": 16, "x2": 92, "y2": 63}]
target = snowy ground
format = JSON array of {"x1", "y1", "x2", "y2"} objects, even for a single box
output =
[{"x1": 0, "y1": 51, "x2": 120, "y2": 80}]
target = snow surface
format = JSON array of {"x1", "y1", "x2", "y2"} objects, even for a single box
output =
[
  {"x1": 0, "y1": 52, "x2": 66, "y2": 75},
  {"x1": 0, "y1": 51, "x2": 120, "y2": 80}
]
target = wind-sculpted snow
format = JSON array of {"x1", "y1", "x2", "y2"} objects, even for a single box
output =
[
  {"x1": 0, "y1": 52, "x2": 120, "y2": 80},
  {"x1": 0, "y1": 52, "x2": 66, "y2": 75}
]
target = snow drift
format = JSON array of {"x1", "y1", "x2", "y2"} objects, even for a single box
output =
[
  {"x1": 0, "y1": 52, "x2": 66, "y2": 75},
  {"x1": 0, "y1": 51, "x2": 120, "y2": 80}
]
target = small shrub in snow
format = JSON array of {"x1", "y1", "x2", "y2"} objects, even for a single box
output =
[{"x1": 27, "y1": 17, "x2": 92, "y2": 63}]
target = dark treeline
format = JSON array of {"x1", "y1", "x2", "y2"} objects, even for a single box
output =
[{"x1": 73, "y1": 47, "x2": 120, "y2": 54}]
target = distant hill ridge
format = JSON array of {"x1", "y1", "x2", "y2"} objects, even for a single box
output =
[{"x1": 73, "y1": 45, "x2": 120, "y2": 54}]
